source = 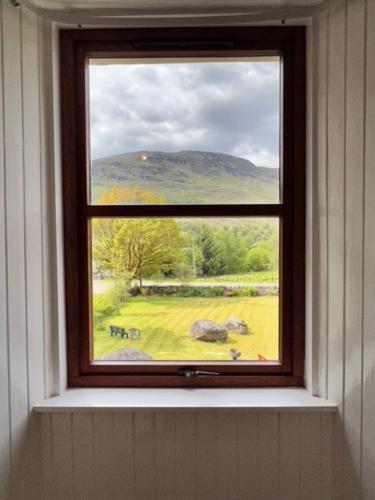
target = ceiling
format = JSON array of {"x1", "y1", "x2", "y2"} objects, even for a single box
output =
[{"x1": 17, "y1": 0, "x2": 329, "y2": 25}]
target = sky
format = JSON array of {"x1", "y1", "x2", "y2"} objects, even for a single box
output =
[{"x1": 89, "y1": 59, "x2": 280, "y2": 168}]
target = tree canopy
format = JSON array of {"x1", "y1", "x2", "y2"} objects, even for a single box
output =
[{"x1": 92, "y1": 187, "x2": 185, "y2": 286}]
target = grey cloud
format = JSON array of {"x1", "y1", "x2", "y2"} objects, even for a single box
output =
[{"x1": 89, "y1": 60, "x2": 279, "y2": 167}]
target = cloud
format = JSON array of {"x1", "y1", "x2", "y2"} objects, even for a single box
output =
[
  {"x1": 89, "y1": 59, "x2": 280, "y2": 167},
  {"x1": 232, "y1": 139, "x2": 279, "y2": 168}
]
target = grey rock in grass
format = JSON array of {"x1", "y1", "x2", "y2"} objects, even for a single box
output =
[
  {"x1": 97, "y1": 348, "x2": 151, "y2": 361},
  {"x1": 223, "y1": 318, "x2": 249, "y2": 335},
  {"x1": 190, "y1": 320, "x2": 228, "y2": 342}
]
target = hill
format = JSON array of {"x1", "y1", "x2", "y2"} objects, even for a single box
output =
[{"x1": 91, "y1": 150, "x2": 279, "y2": 204}]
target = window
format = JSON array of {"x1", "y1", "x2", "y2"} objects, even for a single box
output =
[{"x1": 61, "y1": 27, "x2": 305, "y2": 387}]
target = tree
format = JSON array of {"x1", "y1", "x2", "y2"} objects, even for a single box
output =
[
  {"x1": 245, "y1": 245, "x2": 271, "y2": 272},
  {"x1": 198, "y1": 226, "x2": 223, "y2": 276},
  {"x1": 107, "y1": 274, "x2": 131, "y2": 313},
  {"x1": 92, "y1": 187, "x2": 185, "y2": 286},
  {"x1": 213, "y1": 227, "x2": 248, "y2": 274}
]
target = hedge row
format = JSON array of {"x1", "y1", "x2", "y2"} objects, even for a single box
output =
[{"x1": 130, "y1": 285, "x2": 279, "y2": 298}]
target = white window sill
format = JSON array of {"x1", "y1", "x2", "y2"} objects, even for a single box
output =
[{"x1": 33, "y1": 388, "x2": 337, "y2": 413}]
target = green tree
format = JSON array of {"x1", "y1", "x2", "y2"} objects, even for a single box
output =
[
  {"x1": 198, "y1": 226, "x2": 222, "y2": 276},
  {"x1": 245, "y1": 245, "x2": 271, "y2": 272},
  {"x1": 92, "y1": 187, "x2": 185, "y2": 286},
  {"x1": 107, "y1": 275, "x2": 131, "y2": 313},
  {"x1": 213, "y1": 228, "x2": 248, "y2": 274}
]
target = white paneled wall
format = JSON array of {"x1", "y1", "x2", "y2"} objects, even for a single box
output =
[
  {"x1": 311, "y1": 0, "x2": 375, "y2": 498},
  {"x1": 0, "y1": 0, "x2": 375, "y2": 499},
  {"x1": 39, "y1": 411, "x2": 334, "y2": 500},
  {"x1": 0, "y1": 1, "x2": 61, "y2": 499}
]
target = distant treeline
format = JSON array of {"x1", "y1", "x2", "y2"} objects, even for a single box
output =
[{"x1": 168, "y1": 221, "x2": 279, "y2": 282}]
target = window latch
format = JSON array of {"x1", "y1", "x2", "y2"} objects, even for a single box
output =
[{"x1": 177, "y1": 368, "x2": 220, "y2": 378}]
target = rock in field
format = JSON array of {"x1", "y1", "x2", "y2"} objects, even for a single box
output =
[
  {"x1": 190, "y1": 320, "x2": 228, "y2": 342},
  {"x1": 97, "y1": 348, "x2": 151, "y2": 361},
  {"x1": 223, "y1": 318, "x2": 249, "y2": 335}
]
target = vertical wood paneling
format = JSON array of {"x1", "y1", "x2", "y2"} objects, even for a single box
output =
[
  {"x1": 326, "y1": 3, "x2": 347, "y2": 499},
  {"x1": 93, "y1": 413, "x2": 115, "y2": 500},
  {"x1": 20, "y1": 6, "x2": 44, "y2": 409},
  {"x1": 0, "y1": 1, "x2": 10, "y2": 498},
  {"x1": 52, "y1": 413, "x2": 74, "y2": 500},
  {"x1": 72, "y1": 413, "x2": 94, "y2": 500},
  {"x1": 344, "y1": 2, "x2": 366, "y2": 498},
  {"x1": 196, "y1": 412, "x2": 218, "y2": 500},
  {"x1": 316, "y1": 8, "x2": 329, "y2": 399},
  {"x1": 39, "y1": 410, "x2": 339, "y2": 500},
  {"x1": 216, "y1": 412, "x2": 238, "y2": 500},
  {"x1": 27, "y1": 413, "x2": 43, "y2": 500},
  {"x1": 134, "y1": 412, "x2": 156, "y2": 500},
  {"x1": 41, "y1": 413, "x2": 53, "y2": 500},
  {"x1": 0, "y1": 1, "x2": 54, "y2": 498},
  {"x1": 305, "y1": 21, "x2": 314, "y2": 394},
  {"x1": 237, "y1": 412, "x2": 259, "y2": 500},
  {"x1": 51, "y1": 20, "x2": 67, "y2": 393},
  {"x1": 38, "y1": 16, "x2": 60, "y2": 398},
  {"x1": 154, "y1": 412, "x2": 176, "y2": 500},
  {"x1": 258, "y1": 413, "x2": 279, "y2": 500},
  {"x1": 112, "y1": 412, "x2": 136, "y2": 500},
  {"x1": 279, "y1": 413, "x2": 300, "y2": 500},
  {"x1": 362, "y1": 1, "x2": 375, "y2": 499},
  {"x1": 2, "y1": 2, "x2": 29, "y2": 498},
  {"x1": 174, "y1": 412, "x2": 197, "y2": 500},
  {"x1": 300, "y1": 413, "x2": 321, "y2": 499},
  {"x1": 320, "y1": 413, "x2": 334, "y2": 500},
  {"x1": 21, "y1": 9, "x2": 44, "y2": 499},
  {"x1": 313, "y1": 0, "x2": 375, "y2": 498},
  {"x1": 326, "y1": 0, "x2": 346, "y2": 404}
]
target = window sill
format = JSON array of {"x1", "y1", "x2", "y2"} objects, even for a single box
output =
[{"x1": 34, "y1": 388, "x2": 337, "y2": 413}]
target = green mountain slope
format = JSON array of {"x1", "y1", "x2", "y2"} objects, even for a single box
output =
[{"x1": 91, "y1": 150, "x2": 279, "y2": 204}]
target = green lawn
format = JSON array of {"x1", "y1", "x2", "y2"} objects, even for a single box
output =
[{"x1": 93, "y1": 295, "x2": 279, "y2": 361}]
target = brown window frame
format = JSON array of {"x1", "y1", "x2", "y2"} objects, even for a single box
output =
[{"x1": 61, "y1": 26, "x2": 306, "y2": 388}]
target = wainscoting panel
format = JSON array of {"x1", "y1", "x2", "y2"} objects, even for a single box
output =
[{"x1": 39, "y1": 411, "x2": 334, "y2": 500}]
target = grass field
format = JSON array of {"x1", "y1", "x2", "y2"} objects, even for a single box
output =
[{"x1": 93, "y1": 295, "x2": 279, "y2": 361}]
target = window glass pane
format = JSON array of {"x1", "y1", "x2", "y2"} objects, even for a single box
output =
[
  {"x1": 88, "y1": 57, "x2": 280, "y2": 205},
  {"x1": 91, "y1": 216, "x2": 279, "y2": 361}
]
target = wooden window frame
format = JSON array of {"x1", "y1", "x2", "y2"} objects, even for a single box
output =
[{"x1": 61, "y1": 26, "x2": 306, "y2": 388}]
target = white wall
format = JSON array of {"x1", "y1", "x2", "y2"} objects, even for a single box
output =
[
  {"x1": 0, "y1": 0, "x2": 374, "y2": 499},
  {"x1": 40, "y1": 410, "x2": 334, "y2": 500},
  {"x1": 311, "y1": 0, "x2": 375, "y2": 498},
  {"x1": 0, "y1": 1, "x2": 63, "y2": 499}
]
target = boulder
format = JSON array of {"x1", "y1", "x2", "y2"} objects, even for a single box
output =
[
  {"x1": 223, "y1": 318, "x2": 249, "y2": 335},
  {"x1": 190, "y1": 320, "x2": 228, "y2": 342},
  {"x1": 97, "y1": 348, "x2": 151, "y2": 361}
]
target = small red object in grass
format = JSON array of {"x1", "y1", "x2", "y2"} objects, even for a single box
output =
[{"x1": 258, "y1": 354, "x2": 267, "y2": 361}]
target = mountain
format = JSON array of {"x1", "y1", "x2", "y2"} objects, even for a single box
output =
[{"x1": 91, "y1": 150, "x2": 279, "y2": 204}]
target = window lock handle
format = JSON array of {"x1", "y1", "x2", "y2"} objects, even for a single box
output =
[{"x1": 177, "y1": 368, "x2": 220, "y2": 378}]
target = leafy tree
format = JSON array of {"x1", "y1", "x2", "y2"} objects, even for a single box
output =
[
  {"x1": 245, "y1": 245, "x2": 271, "y2": 272},
  {"x1": 213, "y1": 228, "x2": 248, "y2": 274},
  {"x1": 267, "y1": 232, "x2": 279, "y2": 270},
  {"x1": 92, "y1": 187, "x2": 185, "y2": 286},
  {"x1": 96, "y1": 185, "x2": 161, "y2": 205}
]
